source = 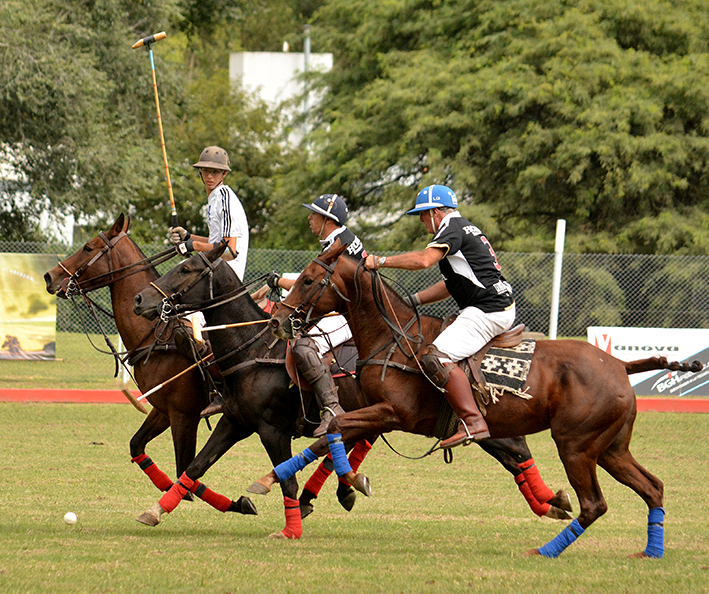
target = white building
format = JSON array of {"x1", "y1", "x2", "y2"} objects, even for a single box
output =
[{"x1": 229, "y1": 49, "x2": 333, "y2": 145}]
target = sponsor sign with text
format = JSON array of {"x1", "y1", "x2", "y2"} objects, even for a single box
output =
[{"x1": 587, "y1": 327, "x2": 709, "y2": 397}]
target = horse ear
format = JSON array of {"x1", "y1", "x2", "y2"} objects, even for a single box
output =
[
  {"x1": 206, "y1": 240, "x2": 229, "y2": 262},
  {"x1": 109, "y1": 214, "x2": 125, "y2": 238},
  {"x1": 320, "y1": 241, "x2": 349, "y2": 265}
]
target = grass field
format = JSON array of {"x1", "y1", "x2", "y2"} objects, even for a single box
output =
[{"x1": 0, "y1": 403, "x2": 707, "y2": 594}]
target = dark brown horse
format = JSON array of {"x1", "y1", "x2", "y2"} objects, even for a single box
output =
[
  {"x1": 44, "y1": 214, "x2": 258, "y2": 518},
  {"x1": 132, "y1": 244, "x2": 578, "y2": 537},
  {"x1": 260, "y1": 242, "x2": 701, "y2": 557}
]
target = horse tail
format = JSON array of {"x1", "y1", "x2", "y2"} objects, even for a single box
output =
[{"x1": 624, "y1": 356, "x2": 703, "y2": 375}]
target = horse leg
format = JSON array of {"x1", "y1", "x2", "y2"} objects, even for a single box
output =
[
  {"x1": 597, "y1": 420, "x2": 665, "y2": 558},
  {"x1": 129, "y1": 408, "x2": 173, "y2": 491},
  {"x1": 257, "y1": 426, "x2": 308, "y2": 540},
  {"x1": 249, "y1": 403, "x2": 397, "y2": 500},
  {"x1": 300, "y1": 438, "x2": 375, "y2": 518},
  {"x1": 136, "y1": 416, "x2": 257, "y2": 526},
  {"x1": 478, "y1": 437, "x2": 572, "y2": 519},
  {"x1": 336, "y1": 439, "x2": 374, "y2": 511}
]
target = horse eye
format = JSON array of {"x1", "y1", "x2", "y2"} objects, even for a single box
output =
[
  {"x1": 83, "y1": 244, "x2": 93, "y2": 253},
  {"x1": 303, "y1": 278, "x2": 314, "y2": 286}
]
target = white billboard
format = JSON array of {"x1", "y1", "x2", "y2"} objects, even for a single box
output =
[{"x1": 587, "y1": 327, "x2": 709, "y2": 397}]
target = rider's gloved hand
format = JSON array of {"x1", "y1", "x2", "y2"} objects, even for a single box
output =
[
  {"x1": 266, "y1": 271, "x2": 281, "y2": 290},
  {"x1": 176, "y1": 238, "x2": 194, "y2": 256},
  {"x1": 168, "y1": 226, "x2": 191, "y2": 245}
]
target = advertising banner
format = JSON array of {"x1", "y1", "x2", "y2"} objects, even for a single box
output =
[
  {"x1": 0, "y1": 253, "x2": 57, "y2": 360},
  {"x1": 587, "y1": 327, "x2": 709, "y2": 397}
]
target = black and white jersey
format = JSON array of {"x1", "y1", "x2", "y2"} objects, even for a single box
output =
[
  {"x1": 427, "y1": 211, "x2": 513, "y2": 313},
  {"x1": 320, "y1": 226, "x2": 367, "y2": 260}
]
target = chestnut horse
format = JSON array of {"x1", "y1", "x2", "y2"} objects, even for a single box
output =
[
  {"x1": 261, "y1": 242, "x2": 701, "y2": 557},
  {"x1": 44, "y1": 214, "x2": 258, "y2": 518},
  {"x1": 133, "y1": 244, "x2": 583, "y2": 536}
]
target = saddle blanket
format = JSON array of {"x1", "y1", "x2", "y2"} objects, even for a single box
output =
[{"x1": 480, "y1": 338, "x2": 536, "y2": 397}]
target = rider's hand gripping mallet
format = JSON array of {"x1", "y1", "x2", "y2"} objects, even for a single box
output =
[{"x1": 132, "y1": 32, "x2": 179, "y2": 227}]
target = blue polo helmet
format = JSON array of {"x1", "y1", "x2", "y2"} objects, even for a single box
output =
[
  {"x1": 406, "y1": 185, "x2": 458, "y2": 215},
  {"x1": 302, "y1": 194, "x2": 348, "y2": 225}
]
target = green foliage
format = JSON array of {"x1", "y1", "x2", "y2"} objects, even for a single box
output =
[{"x1": 281, "y1": 0, "x2": 709, "y2": 252}]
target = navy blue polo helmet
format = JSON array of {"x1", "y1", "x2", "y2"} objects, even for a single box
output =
[{"x1": 302, "y1": 194, "x2": 348, "y2": 225}]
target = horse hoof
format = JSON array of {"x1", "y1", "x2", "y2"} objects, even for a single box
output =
[
  {"x1": 247, "y1": 479, "x2": 272, "y2": 495},
  {"x1": 136, "y1": 504, "x2": 162, "y2": 527},
  {"x1": 553, "y1": 489, "x2": 573, "y2": 512},
  {"x1": 523, "y1": 548, "x2": 542, "y2": 557},
  {"x1": 338, "y1": 486, "x2": 357, "y2": 512},
  {"x1": 233, "y1": 496, "x2": 258, "y2": 515},
  {"x1": 351, "y1": 473, "x2": 372, "y2": 497},
  {"x1": 300, "y1": 502, "x2": 314, "y2": 520},
  {"x1": 268, "y1": 531, "x2": 288, "y2": 539},
  {"x1": 628, "y1": 551, "x2": 650, "y2": 559},
  {"x1": 544, "y1": 506, "x2": 573, "y2": 521}
]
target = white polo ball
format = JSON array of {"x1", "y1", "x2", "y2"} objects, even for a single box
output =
[{"x1": 63, "y1": 512, "x2": 77, "y2": 525}]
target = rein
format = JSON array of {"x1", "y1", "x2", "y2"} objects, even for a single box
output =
[
  {"x1": 57, "y1": 234, "x2": 181, "y2": 382},
  {"x1": 151, "y1": 253, "x2": 269, "y2": 322}
]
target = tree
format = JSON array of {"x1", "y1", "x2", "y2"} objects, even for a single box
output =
[{"x1": 273, "y1": 0, "x2": 709, "y2": 253}]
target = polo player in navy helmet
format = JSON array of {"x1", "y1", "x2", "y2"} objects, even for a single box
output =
[{"x1": 268, "y1": 194, "x2": 366, "y2": 436}]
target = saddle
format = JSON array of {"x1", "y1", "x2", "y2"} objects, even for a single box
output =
[{"x1": 432, "y1": 323, "x2": 526, "y2": 440}]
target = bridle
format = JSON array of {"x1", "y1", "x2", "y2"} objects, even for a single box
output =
[
  {"x1": 275, "y1": 255, "x2": 350, "y2": 335},
  {"x1": 58, "y1": 231, "x2": 176, "y2": 297},
  {"x1": 149, "y1": 252, "x2": 266, "y2": 323}
]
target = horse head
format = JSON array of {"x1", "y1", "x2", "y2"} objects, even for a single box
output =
[
  {"x1": 44, "y1": 214, "x2": 130, "y2": 298},
  {"x1": 270, "y1": 241, "x2": 352, "y2": 340},
  {"x1": 133, "y1": 241, "x2": 232, "y2": 321}
]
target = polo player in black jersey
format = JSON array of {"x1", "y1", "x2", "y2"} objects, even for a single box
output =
[
  {"x1": 365, "y1": 185, "x2": 515, "y2": 449},
  {"x1": 268, "y1": 194, "x2": 367, "y2": 436}
]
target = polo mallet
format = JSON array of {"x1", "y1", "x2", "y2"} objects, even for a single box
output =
[{"x1": 132, "y1": 31, "x2": 178, "y2": 227}]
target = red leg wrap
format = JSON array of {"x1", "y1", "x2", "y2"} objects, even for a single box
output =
[
  {"x1": 518, "y1": 458, "x2": 554, "y2": 504},
  {"x1": 281, "y1": 496, "x2": 303, "y2": 539},
  {"x1": 348, "y1": 440, "x2": 372, "y2": 471},
  {"x1": 158, "y1": 472, "x2": 195, "y2": 514},
  {"x1": 515, "y1": 473, "x2": 550, "y2": 517},
  {"x1": 303, "y1": 455, "x2": 333, "y2": 496},
  {"x1": 338, "y1": 439, "x2": 372, "y2": 485},
  {"x1": 191, "y1": 480, "x2": 231, "y2": 512},
  {"x1": 131, "y1": 454, "x2": 173, "y2": 491}
]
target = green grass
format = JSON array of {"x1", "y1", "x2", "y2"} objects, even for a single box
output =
[{"x1": 0, "y1": 403, "x2": 707, "y2": 593}]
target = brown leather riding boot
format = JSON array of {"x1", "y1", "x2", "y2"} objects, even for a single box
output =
[{"x1": 439, "y1": 365, "x2": 490, "y2": 449}]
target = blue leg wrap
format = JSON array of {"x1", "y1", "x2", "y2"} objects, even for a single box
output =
[
  {"x1": 327, "y1": 433, "x2": 352, "y2": 477},
  {"x1": 644, "y1": 507, "x2": 665, "y2": 558},
  {"x1": 273, "y1": 447, "x2": 318, "y2": 482},
  {"x1": 538, "y1": 518, "x2": 585, "y2": 558}
]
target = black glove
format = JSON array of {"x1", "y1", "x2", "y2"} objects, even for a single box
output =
[
  {"x1": 266, "y1": 271, "x2": 281, "y2": 290},
  {"x1": 176, "y1": 238, "x2": 194, "y2": 256}
]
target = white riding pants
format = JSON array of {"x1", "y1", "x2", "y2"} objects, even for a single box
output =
[
  {"x1": 309, "y1": 314, "x2": 352, "y2": 355},
  {"x1": 433, "y1": 304, "x2": 516, "y2": 364}
]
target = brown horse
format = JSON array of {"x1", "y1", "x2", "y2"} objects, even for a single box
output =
[
  {"x1": 44, "y1": 214, "x2": 259, "y2": 517},
  {"x1": 131, "y1": 244, "x2": 577, "y2": 537},
  {"x1": 259, "y1": 242, "x2": 701, "y2": 557}
]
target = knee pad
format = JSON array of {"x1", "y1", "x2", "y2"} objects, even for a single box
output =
[
  {"x1": 292, "y1": 337, "x2": 327, "y2": 383},
  {"x1": 420, "y1": 345, "x2": 451, "y2": 389}
]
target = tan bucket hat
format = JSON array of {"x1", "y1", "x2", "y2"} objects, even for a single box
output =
[{"x1": 192, "y1": 146, "x2": 231, "y2": 171}]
